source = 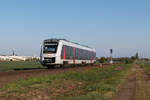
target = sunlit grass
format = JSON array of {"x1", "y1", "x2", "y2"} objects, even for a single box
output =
[
  {"x1": 0, "y1": 64, "x2": 132, "y2": 100},
  {"x1": 0, "y1": 61, "x2": 43, "y2": 72}
]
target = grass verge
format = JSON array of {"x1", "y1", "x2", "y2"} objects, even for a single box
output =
[
  {"x1": 0, "y1": 64, "x2": 132, "y2": 100},
  {"x1": 0, "y1": 61, "x2": 43, "y2": 72},
  {"x1": 138, "y1": 61, "x2": 150, "y2": 74},
  {"x1": 134, "y1": 64, "x2": 150, "y2": 100}
]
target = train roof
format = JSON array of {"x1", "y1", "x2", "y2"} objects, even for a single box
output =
[{"x1": 44, "y1": 39, "x2": 94, "y2": 49}]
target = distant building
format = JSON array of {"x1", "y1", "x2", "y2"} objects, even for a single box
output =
[{"x1": 0, "y1": 55, "x2": 40, "y2": 61}]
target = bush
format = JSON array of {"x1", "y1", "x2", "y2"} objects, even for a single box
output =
[
  {"x1": 125, "y1": 58, "x2": 134, "y2": 64},
  {"x1": 99, "y1": 57, "x2": 106, "y2": 63},
  {"x1": 120, "y1": 58, "x2": 134, "y2": 64}
]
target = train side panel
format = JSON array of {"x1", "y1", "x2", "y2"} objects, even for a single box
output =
[{"x1": 58, "y1": 40, "x2": 96, "y2": 65}]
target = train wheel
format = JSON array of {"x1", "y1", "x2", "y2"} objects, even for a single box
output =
[
  {"x1": 47, "y1": 66, "x2": 55, "y2": 69},
  {"x1": 59, "y1": 65, "x2": 63, "y2": 68}
]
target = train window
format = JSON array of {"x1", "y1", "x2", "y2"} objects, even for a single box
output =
[
  {"x1": 81, "y1": 49, "x2": 83, "y2": 60},
  {"x1": 78, "y1": 49, "x2": 80, "y2": 59},
  {"x1": 83, "y1": 50, "x2": 86, "y2": 60},
  {"x1": 43, "y1": 42, "x2": 58, "y2": 53},
  {"x1": 80, "y1": 49, "x2": 83, "y2": 60},
  {"x1": 75, "y1": 48, "x2": 77, "y2": 59},
  {"x1": 67, "y1": 46, "x2": 69, "y2": 59},
  {"x1": 87, "y1": 51, "x2": 89, "y2": 60},
  {"x1": 77, "y1": 48, "x2": 80, "y2": 59},
  {"x1": 88, "y1": 51, "x2": 91, "y2": 60},
  {"x1": 88, "y1": 51, "x2": 90, "y2": 60},
  {"x1": 66, "y1": 46, "x2": 69, "y2": 59},
  {"x1": 84, "y1": 50, "x2": 86, "y2": 60},
  {"x1": 86, "y1": 51, "x2": 88, "y2": 59},
  {"x1": 75, "y1": 48, "x2": 78, "y2": 59},
  {"x1": 61, "y1": 45, "x2": 96, "y2": 60},
  {"x1": 90, "y1": 52, "x2": 92, "y2": 60},
  {"x1": 78, "y1": 49, "x2": 81, "y2": 59},
  {"x1": 69, "y1": 47, "x2": 73, "y2": 59}
]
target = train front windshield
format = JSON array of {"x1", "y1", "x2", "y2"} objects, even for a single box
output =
[{"x1": 43, "y1": 42, "x2": 58, "y2": 53}]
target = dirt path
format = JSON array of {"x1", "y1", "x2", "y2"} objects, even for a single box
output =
[{"x1": 112, "y1": 64, "x2": 150, "y2": 100}]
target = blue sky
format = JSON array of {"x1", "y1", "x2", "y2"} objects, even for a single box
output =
[{"x1": 0, "y1": 0, "x2": 150, "y2": 58}]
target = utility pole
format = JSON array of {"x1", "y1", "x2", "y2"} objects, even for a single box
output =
[
  {"x1": 12, "y1": 50, "x2": 15, "y2": 56},
  {"x1": 110, "y1": 49, "x2": 113, "y2": 64}
]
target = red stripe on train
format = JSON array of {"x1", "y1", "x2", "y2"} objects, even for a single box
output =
[{"x1": 63, "y1": 47, "x2": 66, "y2": 59}]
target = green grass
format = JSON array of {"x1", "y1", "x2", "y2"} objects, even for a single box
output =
[
  {"x1": 0, "y1": 64, "x2": 132, "y2": 100},
  {"x1": 0, "y1": 61, "x2": 43, "y2": 72},
  {"x1": 139, "y1": 61, "x2": 150, "y2": 74},
  {"x1": 135, "y1": 61, "x2": 150, "y2": 100}
]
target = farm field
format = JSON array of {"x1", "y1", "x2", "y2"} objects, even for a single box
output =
[
  {"x1": 0, "y1": 61, "x2": 43, "y2": 72},
  {"x1": 0, "y1": 64, "x2": 132, "y2": 100}
]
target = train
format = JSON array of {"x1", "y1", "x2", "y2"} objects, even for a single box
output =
[{"x1": 40, "y1": 39, "x2": 96, "y2": 67}]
